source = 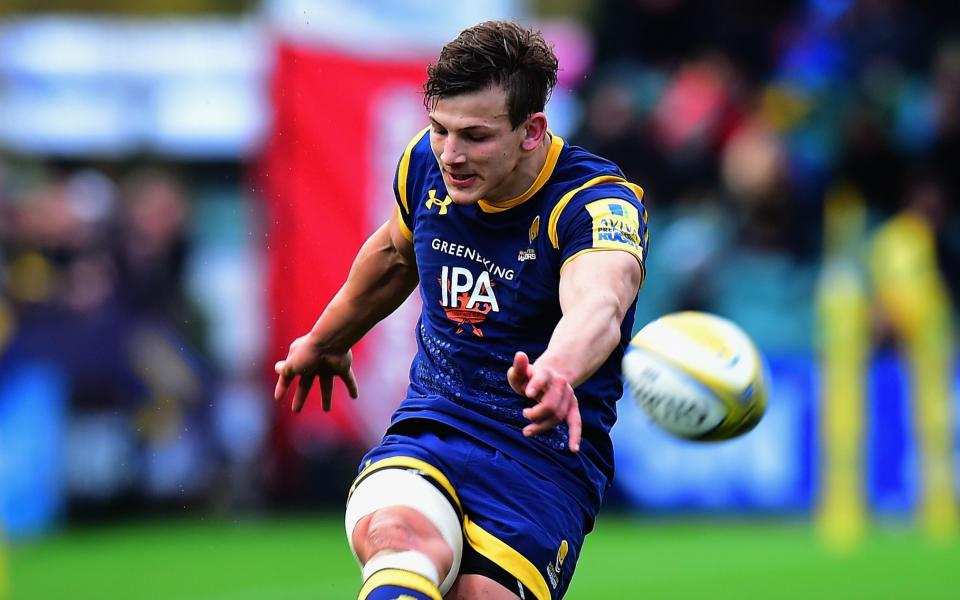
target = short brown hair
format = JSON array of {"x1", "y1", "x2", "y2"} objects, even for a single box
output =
[{"x1": 424, "y1": 21, "x2": 559, "y2": 129}]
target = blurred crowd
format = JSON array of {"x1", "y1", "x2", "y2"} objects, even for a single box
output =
[
  {"x1": 575, "y1": 0, "x2": 960, "y2": 351},
  {"x1": 1, "y1": 0, "x2": 958, "y2": 528},
  {"x1": 0, "y1": 162, "x2": 269, "y2": 532}
]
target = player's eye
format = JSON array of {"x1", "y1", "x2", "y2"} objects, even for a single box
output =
[
  {"x1": 431, "y1": 126, "x2": 447, "y2": 136},
  {"x1": 466, "y1": 134, "x2": 489, "y2": 142}
]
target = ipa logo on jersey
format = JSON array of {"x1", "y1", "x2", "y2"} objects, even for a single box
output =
[
  {"x1": 439, "y1": 266, "x2": 498, "y2": 336},
  {"x1": 584, "y1": 198, "x2": 641, "y2": 253},
  {"x1": 425, "y1": 189, "x2": 453, "y2": 215}
]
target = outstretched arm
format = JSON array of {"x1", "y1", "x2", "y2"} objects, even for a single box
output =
[
  {"x1": 274, "y1": 209, "x2": 418, "y2": 412},
  {"x1": 508, "y1": 250, "x2": 643, "y2": 451}
]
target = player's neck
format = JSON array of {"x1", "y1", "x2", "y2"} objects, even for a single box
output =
[{"x1": 485, "y1": 133, "x2": 552, "y2": 204}]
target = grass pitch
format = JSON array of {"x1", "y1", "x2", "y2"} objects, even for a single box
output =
[{"x1": 7, "y1": 514, "x2": 958, "y2": 599}]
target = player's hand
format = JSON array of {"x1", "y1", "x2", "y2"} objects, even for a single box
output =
[
  {"x1": 274, "y1": 333, "x2": 359, "y2": 413},
  {"x1": 507, "y1": 351, "x2": 582, "y2": 453}
]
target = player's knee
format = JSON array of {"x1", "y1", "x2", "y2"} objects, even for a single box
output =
[
  {"x1": 359, "y1": 507, "x2": 451, "y2": 571},
  {"x1": 345, "y1": 466, "x2": 464, "y2": 594},
  {"x1": 362, "y1": 508, "x2": 417, "y2": 557}
]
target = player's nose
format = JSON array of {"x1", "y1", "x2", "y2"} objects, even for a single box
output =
[{"x1": 440, "y1": 137, "x2": 466, "y2": 165}]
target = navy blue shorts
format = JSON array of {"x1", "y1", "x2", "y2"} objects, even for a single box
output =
[{"x1": 352, "y1": 419, "x2": 593, "y2": 600}]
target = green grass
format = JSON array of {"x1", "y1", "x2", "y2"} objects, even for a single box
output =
[{"x1": 6, "y1": 515, "x2": 959, "y2": 599}]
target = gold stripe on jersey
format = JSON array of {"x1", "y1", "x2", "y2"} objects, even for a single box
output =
[
  {"x1": 347, "y1": 456, "x2": 463, "y2": 515},
  {"x1": 478, "y1": 133, "x2": 565, "y2": 213},
  {"x1": 397, "y1": 205, "x2": 414, "y2": 242},
  {"x1": 463, "y1": 515, "x2": 550, "y2": 600},
  {"x1": 358, "y1": 568, "x2": 442, "y2": 600},
  {"x1": 547, "y1": 175, "x2": 625, "y2": 247},
  {"x1": 620, "y1": 181, "x2": 649, "y2": 254},
  {"x1": 398, "y1": 127, "x2": 431, "y2": 215}
]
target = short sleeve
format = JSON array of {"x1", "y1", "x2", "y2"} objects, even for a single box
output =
[
  {"x1": 393, "y1": 127, "x2": 431, "y2": 241},
  {"x1": 393, "y1": 168, "x2": 414, "y2": 242},
  {"x1": 553, "y1": 182, "x2": 647, "y2": 272}
]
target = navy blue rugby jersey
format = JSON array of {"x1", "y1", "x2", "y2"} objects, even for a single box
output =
[{"x1": 390, "y1": 127, "x2": 648, "y2": 510}]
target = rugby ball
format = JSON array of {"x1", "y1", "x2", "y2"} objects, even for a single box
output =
[{"x1": 622, "y1": 311, "x2": 766, "y2": 441}]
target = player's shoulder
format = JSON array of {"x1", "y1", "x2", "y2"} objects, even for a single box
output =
[
  {"x1": 395, "y1": 126, "x2": 436, "y2": 216},
  {"x1": 549, "y1": 140, "x2": 642, "y2": 203},
  {"x1": 402, "y1": 126, "x2": 435, "y2": 171},
  {"x1": 554, "y1": 140, "x2": 623, "y2": 181},
  {"x1": 545, "y1": 137, "x2": 645, "y2": 245},
  {"x1": 408, "y1": 125, "x2": 433, "y2": 155}
]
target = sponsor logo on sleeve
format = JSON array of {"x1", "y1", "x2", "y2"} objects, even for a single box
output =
[{"x1": 584, "y1": 199, "x2": 641, "y2": 252}]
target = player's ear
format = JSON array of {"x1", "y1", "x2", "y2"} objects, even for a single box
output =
[{"x1": 520, "y1": 112, "x2": 548, "y2": 152}]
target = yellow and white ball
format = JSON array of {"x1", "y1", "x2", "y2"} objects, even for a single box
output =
[{"x1": 622, "y1": 311, "x2": 767, "y2": 441}]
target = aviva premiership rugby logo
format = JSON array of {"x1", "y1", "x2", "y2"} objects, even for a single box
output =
[
  {"x1": 547, "y1": 540, "x2": 568, "y2": 590},
  {"x1": 585, "y1": 199, "x2": 641, "y2": 252}
]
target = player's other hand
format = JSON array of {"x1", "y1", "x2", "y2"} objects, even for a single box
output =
[
  {"x1": 274, "y1": 333, "x2": 359, "y2": 413},
  {"x1": 508, "y1": 351, "x2": 582, "y2": 453}
]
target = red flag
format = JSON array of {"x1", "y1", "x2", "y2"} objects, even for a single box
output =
[{"x1": 261, "y1": 43, "x2": 427, "y2": 449}]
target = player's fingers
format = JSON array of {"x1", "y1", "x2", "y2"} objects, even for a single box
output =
[
  {"x1": 342, "y1": 367, "x2": 359, "y2": 399},
  {"x1": 508, "y1": 371, "x2": 530, "y2": 395},
  {"x1": 524, "y1": 368, "x2": 554, "y2": 399},
  {"x1": 320, "y1": 375, "x2": 334, "y2": 412},
  {"x1": 566, "y1": 399, "x2": 582, "y2": 453},
  {"x1": 522, "y1": 414, "x2": 564, "y2": 438},
  {"x1": 522, "y1": 398, "x2": 562, "y2": 424},
  {"x1": 507, "y1": 352, "x2": 530, "y2": 393},
  {"x1": 508, "y1": 369, "x2": 528, "y2": 395},
  {"x1": 513, "y1": 351, "x2": 529, "y2": 371},
  {"x1": 274, "y1": 374, "x2": 292, "y2": 402},
  {"x1": 523, "y1": 382, "x2": 566, "y2": 424},
  {"x1": 507, "y1": 365, "x2": 520, "y2": 393},
  {"x1": 292, "y1": 375, "x2": 314, "y2": 413}
]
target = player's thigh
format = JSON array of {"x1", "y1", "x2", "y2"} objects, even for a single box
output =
[
  {"x1": 446, "y1": 574, "x2": 518, "y2": 599},
  {"x1": 456, "y1": 448, "x2": 593, "y2": 599}
]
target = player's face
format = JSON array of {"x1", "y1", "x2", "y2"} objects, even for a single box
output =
[{"x1": 428, "y1": 86, "x2": 535, "y2": 205}]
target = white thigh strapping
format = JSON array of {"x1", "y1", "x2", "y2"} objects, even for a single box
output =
[
  {"x1": 344, "y1": 467, "x2": 463, "y2": 594},
  {"x1": 361, "y1": 550, "x2": 439, "y2": 586}
]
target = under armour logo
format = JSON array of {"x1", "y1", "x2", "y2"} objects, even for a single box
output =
[{"x1": 425, "y1": 189, "x2": 452, "y2": 215}]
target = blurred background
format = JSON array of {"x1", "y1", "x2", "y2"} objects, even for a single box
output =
[{"x1": 0, "y1": 0, "x2": 958, "y2": 598}]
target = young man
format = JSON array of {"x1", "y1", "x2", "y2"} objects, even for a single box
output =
[{"x1": 275, "y1": 20, "x2": 647, "y2": 600}]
